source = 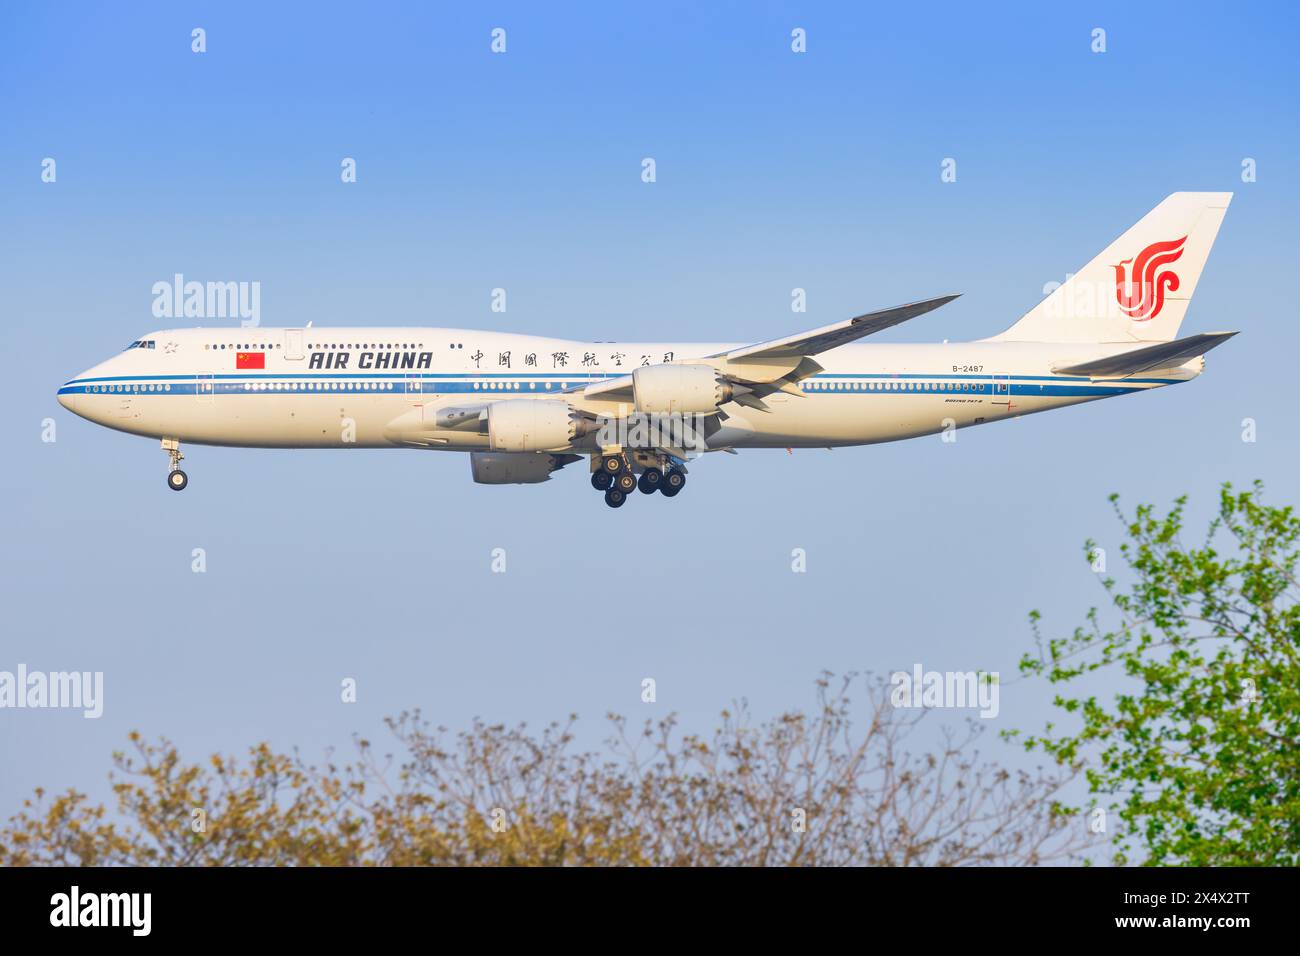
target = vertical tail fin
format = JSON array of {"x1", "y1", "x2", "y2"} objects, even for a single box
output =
[{"x1": 993, "y1": 192, "x2": 1231, "y2": 343}]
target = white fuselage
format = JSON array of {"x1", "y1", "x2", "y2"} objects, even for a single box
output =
[{"x1": 57, "y1": 327, "x2": 1198, "y2": 451}]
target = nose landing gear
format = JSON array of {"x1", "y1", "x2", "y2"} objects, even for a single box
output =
[{"x1": 162, "y1": 439, "x2": 188, "y2": 492}]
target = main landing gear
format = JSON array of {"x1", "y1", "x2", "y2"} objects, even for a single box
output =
[
  {"x1": 163, "y1": 439, "x2": 188, "y2": 492},
  {"x1": 593, "y1": 454, "x2": 686, "y2": 508}
]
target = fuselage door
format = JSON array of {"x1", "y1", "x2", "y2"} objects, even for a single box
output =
[
  {"x1": 990, "y1": 373, "x2": 1012, "y2": 412},
  {"x1": 284, "y1": 329, "x2": 305, "y2": 361},
  {"x1": 405, "y1": 373, "x2": 422, "y2": 396},
  {"x1": 197, "y1": 371, "x2": 215, "y2": 403}
]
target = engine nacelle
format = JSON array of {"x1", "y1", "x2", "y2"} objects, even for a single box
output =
[
  {"x1": 632, "y1": 364, "x2": 731, "y2": 414},
  {"x1": 486, "y1": 399, "x2": 584, "y2": 452},
  {"x1": 470, "y1": 452, "x2": 579, "y2": 484}
]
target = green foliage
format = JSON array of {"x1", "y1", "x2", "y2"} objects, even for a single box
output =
[{"x1": 1017, "y1": 482, "x2": 1300, "y2": 865}]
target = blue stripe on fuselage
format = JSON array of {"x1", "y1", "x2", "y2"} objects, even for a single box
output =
[{"x1": 57, "y1": 370, "x2": 1173, "y2": 399}]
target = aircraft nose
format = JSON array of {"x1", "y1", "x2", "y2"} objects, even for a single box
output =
[{"x1": 57, "y1": 383, "x2": 78, "y2": 413}]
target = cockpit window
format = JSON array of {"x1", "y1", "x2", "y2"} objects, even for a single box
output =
[{"x1": 123, "y1": 340, "x2": 156, "y2": 350}]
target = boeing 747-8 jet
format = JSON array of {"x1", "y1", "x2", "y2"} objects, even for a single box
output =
[{"x1": 58, "y1": 192, "x2": 1235, "y2": 507}]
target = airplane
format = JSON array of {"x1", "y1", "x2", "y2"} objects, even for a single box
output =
[{"x1": 57, "y1": 192, "x2": 1234, "y2": 508}]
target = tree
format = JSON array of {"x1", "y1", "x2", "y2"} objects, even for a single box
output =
[
  {"x1": 1, "y1": 674, "x2": 1084, "y2": 866},
  {"x1": 1016, "y1": 482, "x2": 1300, "y2": 865}
]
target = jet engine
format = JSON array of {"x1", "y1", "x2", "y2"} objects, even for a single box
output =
[
  {"x1": 632, "y1": 364, "x2": 733, "y2": 414},
  {"x1": 470, "y1": 451, "x2": 581, "y2": 484},
  {"x1": 486, "y1": 399, "x2": 588, "y2": 452}
]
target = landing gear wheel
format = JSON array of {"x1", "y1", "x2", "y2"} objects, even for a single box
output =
[
  {"x1": 661, "y1": 468, "x2": 685, "y2": 497},
  {"x1": 638, "y1": 470, "x2": 661, "y2": 494},
  {"x1": 161, "y1": 439, "x2": 186, "y2": 491},
  {"x1": 616, "y1": 472, "x2": 637, "y2": 493},
  {"x1": 602, "y1": 456, "x2": 624, "y2": 475},
  {"x1": 591, "y1": 471, "x2": 613, "y2": 491},
  {"x1": 604, "y1": 488, "x2": 626, "y2": 508}
]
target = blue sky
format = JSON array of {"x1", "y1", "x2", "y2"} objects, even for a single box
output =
[{"x1": 2, "y1": 1, "x2": 1298, "y2": 836}]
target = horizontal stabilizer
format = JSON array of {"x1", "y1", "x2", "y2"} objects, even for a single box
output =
[{"x1": 1052, "y1": 331, "x2": 1238, "y2": 378}]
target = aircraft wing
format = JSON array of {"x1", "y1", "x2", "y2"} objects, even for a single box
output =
[
  {"x1": 1051, "y1": 331, "x2": 1238, "y2": 378},
  {"x1": 716, "y1": 294, "x2": 960, "y2": 362},
  {"x1": 580, "y1": 293, "x2": 960, "y2": 405}
]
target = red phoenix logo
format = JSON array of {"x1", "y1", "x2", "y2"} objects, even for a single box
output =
[{"x1": 1112, "y1": 235, "x2": 1187, "y2": 321}]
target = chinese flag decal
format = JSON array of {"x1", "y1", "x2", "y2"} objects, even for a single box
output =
[{"x1": 236, "y1": 351, "x2": 265, "y2": 369}]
